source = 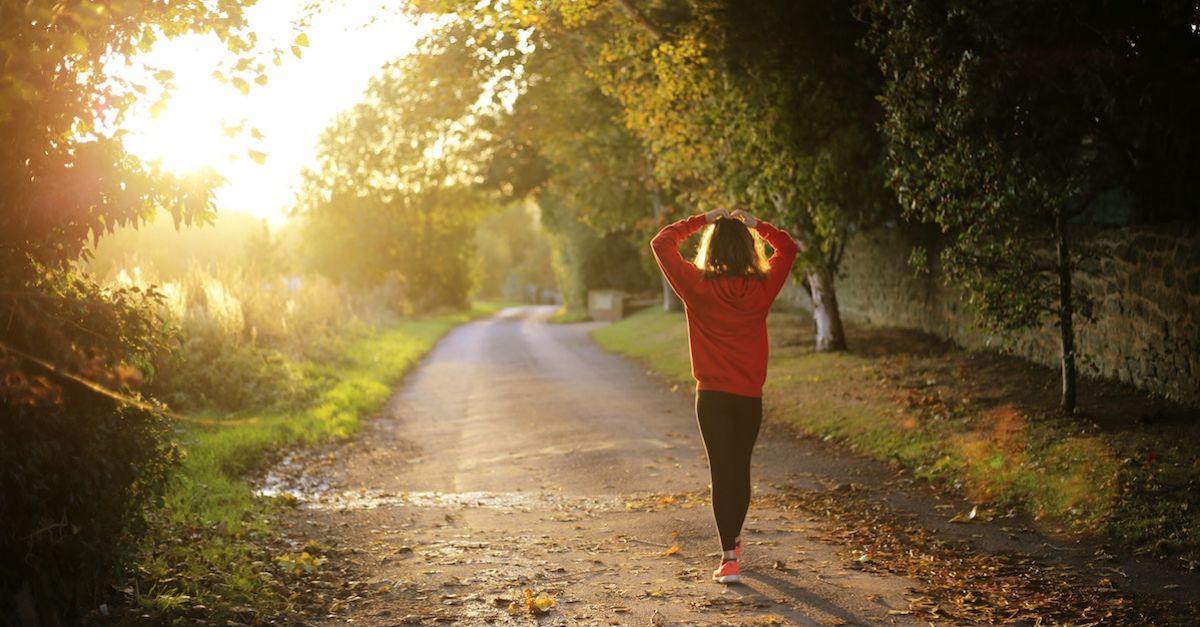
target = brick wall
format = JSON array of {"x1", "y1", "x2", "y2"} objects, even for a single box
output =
[{"x1": 781, "y1": 221, "x2": 1200, "y2": 405}]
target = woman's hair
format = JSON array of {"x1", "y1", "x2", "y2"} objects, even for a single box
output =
[{"x1": 693, "y1": 217, "x2": 770, "y2": 279}]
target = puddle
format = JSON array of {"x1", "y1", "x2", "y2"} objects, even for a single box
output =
[
  {"x1": 256, "y1": 448, "x2": 334, "y2": 500},
  {"x1": 299, "y1": 488, "x2": 621, "y2": 512}
]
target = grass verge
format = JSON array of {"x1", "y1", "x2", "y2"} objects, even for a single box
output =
[
  {"x1": 548, "y1": 306, "x2": 592, "y2": 324},
  {"x1": 591, "y1": 307, "x2": 1200, "y2": 567},
  {"x1": 117, "y1": 304, "x2": 500, "y2": 624}
]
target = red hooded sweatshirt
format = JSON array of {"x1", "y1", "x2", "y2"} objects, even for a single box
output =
[{"x1": 651, "y1": 215, "x2": 799, "y2": 398}]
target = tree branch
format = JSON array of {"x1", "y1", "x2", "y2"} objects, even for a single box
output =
[{"x1": 612, "y1": 0, "x2": 666, "y2": 42}]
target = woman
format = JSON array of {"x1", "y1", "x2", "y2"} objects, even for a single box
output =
[{"x1": 650, "y1": 207, "x2": 798, "y2": 584}]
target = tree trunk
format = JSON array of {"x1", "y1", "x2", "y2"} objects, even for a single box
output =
[
  {"x1": 1055, "y1": 211, "x2": 1078, "y2": 414},
  {"x1": 807, "y1": 269, "x2": 846, "y2": 352},
  {"x1": 662, "y1": 275, "x2": 683, "y2": 312},
  {"x1": 649, "y1": 177, "x2": 682, "y2": 312}
]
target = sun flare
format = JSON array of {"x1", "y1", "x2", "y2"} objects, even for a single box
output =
[
  {"x1": 120, "y1": 35, "x2": 250, "y2": 177},
  {"x1": 114, "y1": 2, "x2": 424, "y2": 226}
]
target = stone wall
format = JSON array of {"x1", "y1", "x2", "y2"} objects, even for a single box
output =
[{"x1": 781, "y1": 221, "x2": 1200, "y2": 405}]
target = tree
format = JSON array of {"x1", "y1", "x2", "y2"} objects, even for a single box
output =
[
  {"x1": 473, "y1": 201, "x2": 557, "y2": 302},
  {"x1": 295, "y1": 24, "x2": 492, "y2": 311},
  {"x1": 0, "y1": 0, "x2": 265, "y2": 618},
  {"x1": 490, "y1": 23, "x2": 667, "y2": 310},
  {"x1": 404, "y1": 0, "x2": 896, "y2": 348},
  {"x1": 865, "y1": 0, "x2": 1200, "y2": 412},
  {"x1": 388, "y1": 4, "x2": 670, "y2": 313},
  {"x1": 479, "y1": 0, "x2": 893, "y2": 350},
  {"x1": 709, "y1": 0, "x2": 893, "y2": 349}
]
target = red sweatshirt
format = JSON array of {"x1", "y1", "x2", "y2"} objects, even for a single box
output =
[{"x1": 651, "y1": 215, "x2": 799, "y2": 398}]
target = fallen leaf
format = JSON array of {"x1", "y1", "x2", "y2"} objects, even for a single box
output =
[
  {"x1": 948, "y1": 505, "x2": 991, "y2": 523},
  {"x1": 660, "y1": 544, "x2": 680, "y2": 557},
  {"x1": 507, "y1": 588, "x2": 556, "y2": 616}
]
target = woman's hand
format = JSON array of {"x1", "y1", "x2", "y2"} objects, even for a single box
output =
[
  {"x1": 731, "y1": 209, "x2": 758, "y2": 227},
  {"x1": 705, "y1": 208, "x2": 731, "y2": 223}
]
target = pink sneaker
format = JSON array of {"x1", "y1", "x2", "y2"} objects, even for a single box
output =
[{"x1": 712, "y1": 560, "x2": 740, "y2": 584}]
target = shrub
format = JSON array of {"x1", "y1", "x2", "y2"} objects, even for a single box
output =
[
  {"x1": 123, "y1": 264, "x2": 387, "y2": 413},
  {"x1": 0, "y1": 270, "x2": 179, "y2": 623}
]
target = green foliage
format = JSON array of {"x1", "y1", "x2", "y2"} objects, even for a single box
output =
[
  {"x1": 866, "y1": 0, "x2": 1200, "y2": 326},
  {"x1": 407, "y1": 0, "x2": 895, "y2": 348},
  {"x1": 0, "y1": 0, "x2": 265, "y2": 273},
  {"x1": 87, "y1": 254, "x2": 401, "y2": 416},
  {"x1": 0, "y1": 270, "x2": 181, "y2": 621},
  {"x1": 862, "y1": 0, "x2": 1200, "y2": 410},
  {"x1": 866, "y1": 0, "x2": 1096, "y2": 332},
  {"x1": 473, "y1": 202, "x2": 557, "y2": 302},
  {"x1": 296, "y1": 20, "x2": 499, "y2": 312},
  {"x1": 1, "y1": 398, "x2": 179, "y2": 623},
  {"x1": 541, "y1": 193, "x2": 657, "y2": 310},
  {"x1": 399, "y1": 10, "x2": 667, "y2": 308},
  {"x1": 0, "y1": 0, "x2": 269, "y2": 619},
  {"x1": 578, "y1": 1, "x2": 892, "y2": 272}
]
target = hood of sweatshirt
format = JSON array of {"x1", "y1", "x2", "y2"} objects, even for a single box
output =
[{"x1": 706, "y1": 276, "x2": 768, "y2": 315}]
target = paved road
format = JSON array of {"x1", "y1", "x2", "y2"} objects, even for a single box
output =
[{"x1": 271, "y1": 306, "x2": 928, "y2": 625}]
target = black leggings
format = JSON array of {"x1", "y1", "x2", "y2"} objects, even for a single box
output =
[{"x1": 695, "y1": 390, "x2": 763, "y2": 552}]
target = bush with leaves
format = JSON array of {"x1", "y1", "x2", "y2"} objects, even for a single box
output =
[
  {"x1": 0, "y1": 0, "x2": 269, "y2": 619},
  {"x1": 141, "y1": 264, "x2": 370, "y2": 413},
  {"x1": 0, "y1": 273, "x2": 181, "y2": 622}
]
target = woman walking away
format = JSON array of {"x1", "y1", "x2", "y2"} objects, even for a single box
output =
[{"x1": 650, "y1": 208, "x2": 798, "y2": 584}]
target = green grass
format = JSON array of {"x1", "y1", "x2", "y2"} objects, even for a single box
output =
[
  {"x1": 591, "y1": 307, "x2": 690, "y2": 378},
  {"x1": 125, "y1": 305, "x2": 497, "y2": 623},
  {"x1": 592, "y1": 307, "x2": 1199, "y2": 562},
  {"x1": 548, "y1": 306, "x2": 593, "y2": 324},
  {"x1": 163, "y1": 318, "x2": 453, "y2": 525}
]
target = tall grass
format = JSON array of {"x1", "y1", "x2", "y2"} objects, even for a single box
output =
[{"x1": 112, "y1": 262, "x2": 399, "y2": 412}]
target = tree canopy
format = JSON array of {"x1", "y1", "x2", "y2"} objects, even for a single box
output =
[{"x1": 866, "y1": 0, "x2": 1200, "y2": 411}]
